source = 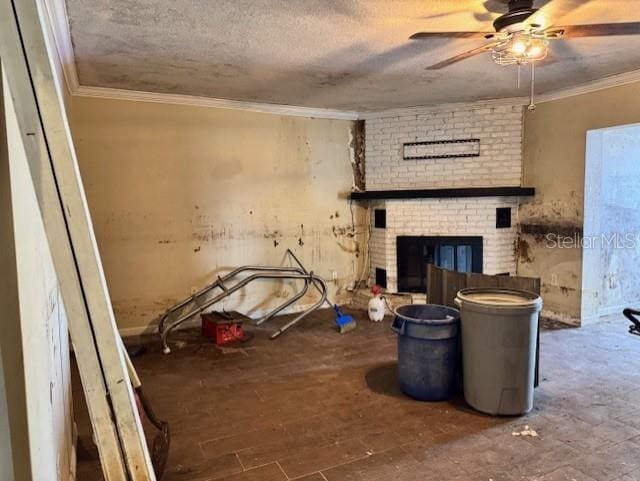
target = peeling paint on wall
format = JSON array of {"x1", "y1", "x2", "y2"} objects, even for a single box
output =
[
  {"x1": 350, "y1": 120, "x2": 365, "y2": 191},
  {"x1": 515, "y1": 238, "x2": 533, "y2": 264},
  {"x1": 520, "y1": 222, "x2": 583, "y2": 240}
]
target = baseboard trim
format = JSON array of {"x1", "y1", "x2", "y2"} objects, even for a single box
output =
[
  {"x1": 118, "y1": 303, "x2": 332, "y2": 337},
  {"x1": 540, "y1": 309, "x2": 581, "y2": 327},
  {"x1": 597, "y1": 303, "x2": 632, "y2": 318},
  {"x1": 118, "y1": 323, "x2": 162, "y2": 338}
]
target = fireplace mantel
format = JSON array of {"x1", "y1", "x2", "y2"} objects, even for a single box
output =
[{"x1": 350, "y1": 186, "x2": 535, "y2": 201}]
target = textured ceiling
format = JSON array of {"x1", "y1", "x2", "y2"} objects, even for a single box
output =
[{"x1": 66, "y1": 0, "x2": 640, "y2": 111}]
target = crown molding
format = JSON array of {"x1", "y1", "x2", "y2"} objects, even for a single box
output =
[
  {"x1": 359, "y1": 97, "x2": 530, "y2": 119},
  {"x1": 537, "y1": 68, "x2": 640, "y2": 104},
  {"x1": 74, "y1": 85, "x2": 360, "y2": 120},
  {"x1": 359, "y1": 68, "x2": 640, "y2": 119},
  {"x1": 70, "y1": 69, "x2": 640, "y2": 121}
]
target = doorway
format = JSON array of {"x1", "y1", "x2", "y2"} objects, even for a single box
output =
[{"x1": 582, "y1": 123, "x2": 640, "y2": 323}]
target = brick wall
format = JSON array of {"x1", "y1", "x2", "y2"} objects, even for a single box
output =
[
  {"x1": 364, "y1": 103, "x2": 524, "y2": 293},
  {"x1": 369, "y1": 198, "x2": 519, "y2": 292},
  {"x1": 365, "y1": 104, "x2": 524, "y2": 190}
]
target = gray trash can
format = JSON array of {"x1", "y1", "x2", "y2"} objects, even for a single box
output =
[{"x1": 455, "y1": 288, "x2": 542, "y2": 416}]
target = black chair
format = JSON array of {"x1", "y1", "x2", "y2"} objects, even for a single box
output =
[{"x1": 623, "y1": 308, "x2": 640, "y2": 336}]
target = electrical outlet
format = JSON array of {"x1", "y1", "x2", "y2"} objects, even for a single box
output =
[
  {"x1": 550, "y1": 274, "x2": 558, "y2": 287},
  {"x1": 332, "y1": 271, "x2": 338, "y2": 281}
]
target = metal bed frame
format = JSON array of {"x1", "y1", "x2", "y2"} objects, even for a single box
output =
[{"x1": 158, "y1": 250, "x2": 328, "y2": 353}]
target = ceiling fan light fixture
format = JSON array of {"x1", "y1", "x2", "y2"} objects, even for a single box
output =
[
  {"x1": 525, "y1": 42, "x2": 547, "y2": 59},
  {"x1": 511, "y1": 39, "x2": 528, "y2": 54},
  {"x1": 491, "y1": 33, "x2": 548, "y2": 65},
  {"x1": 412, "y1": 0, "x2": 640, "y2": 72}
]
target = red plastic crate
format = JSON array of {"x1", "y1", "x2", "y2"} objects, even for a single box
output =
[{"x1": 201, "y1": 313, "x2": 246, "y2": 345}]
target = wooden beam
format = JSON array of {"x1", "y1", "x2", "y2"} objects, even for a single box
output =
[
  {"x1": 0, "y1": 0, "x2": 155, "y2": 479},
  {"x1": 0, "y1": 8, "x2": 128, "y2": 481}
]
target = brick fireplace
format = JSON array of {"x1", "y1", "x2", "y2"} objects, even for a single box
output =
[
  {"x1": 367, "y1": 197, "x2": 520, "y2": 293},
  {"x1": 359, "y1": 102, "x2": 531, "y2": 294}
]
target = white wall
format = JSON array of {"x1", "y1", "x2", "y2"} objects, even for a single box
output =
[
  {"x1": 3, "y1": 69, "x2": 74, "y2": 481},
  {"x1": 583, "y1": 123, "x2": 640, "y2": 322}
]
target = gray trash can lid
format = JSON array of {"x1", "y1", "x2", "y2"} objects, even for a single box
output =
[{"x1": 456, "y1": 288, "x2": 542, "y2": 311}]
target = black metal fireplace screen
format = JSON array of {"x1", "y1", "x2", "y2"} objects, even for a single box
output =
[{"x1": 396, "y1": 236, "x2": 483, "y2": 293}]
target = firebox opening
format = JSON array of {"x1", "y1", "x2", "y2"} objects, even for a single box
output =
[{"x1": 396, "y1": 236, "x2": 483, "y2": 293}]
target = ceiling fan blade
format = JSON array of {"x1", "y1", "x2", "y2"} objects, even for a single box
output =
[
  {"x1": 420, "y1": 11, "x2": 464, "y2": 20},
  {"x1": 527, "y1": 0, "x2": 592, "y2": 29},
  {"x1": 555, "y1": 22, "x2": 640, "y2": 38},
  {"x1": 483, "y1": 0, "x2": 510, "y2": 14},
  {"x1": 474, "y1": 11, "x2": 495, "y2": 22},
  {"x1": 426, "y1": 42, "x2": 499, "y2": 70},
  {"x1": 410, "y1": 32, "x2": 495, "y2": 40},
  {"x1": 420, "y1": 1, "x2": 505, "y2": 21}
]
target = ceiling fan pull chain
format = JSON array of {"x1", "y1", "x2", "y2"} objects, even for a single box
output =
[
  {"x1": 528, "y1": 61, "x2": 536, "y2": 112},
  {"x1": 517, "y1": 63, "x2": 521, "y2": 89}
]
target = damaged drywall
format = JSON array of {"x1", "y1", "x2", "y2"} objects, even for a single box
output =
[
  {"x1": 70, "y1": 96, "x2": 366, "y2": 333},
  {"x1": 518, "y1": 80, "x2": 640, "y2": 325},
  {"x1": 350, "y1": 119, "x2": 365, "y2": 191},
  {"x1": 518, "y1": 191, "x2": 588, "y2": 324}
]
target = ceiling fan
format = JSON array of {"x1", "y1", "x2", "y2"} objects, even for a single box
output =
[{"x1": 410, "y1": 0, "x2": 640, "y2": 70}]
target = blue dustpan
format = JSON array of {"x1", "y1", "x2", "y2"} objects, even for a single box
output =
[{"x1": 333, "y1": 304, "x2": 356, "y2": 333}]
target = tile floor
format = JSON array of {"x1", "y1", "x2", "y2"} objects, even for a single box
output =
[{"x1": 75, "y1": 309, "x2": 640, "y2": 481}]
